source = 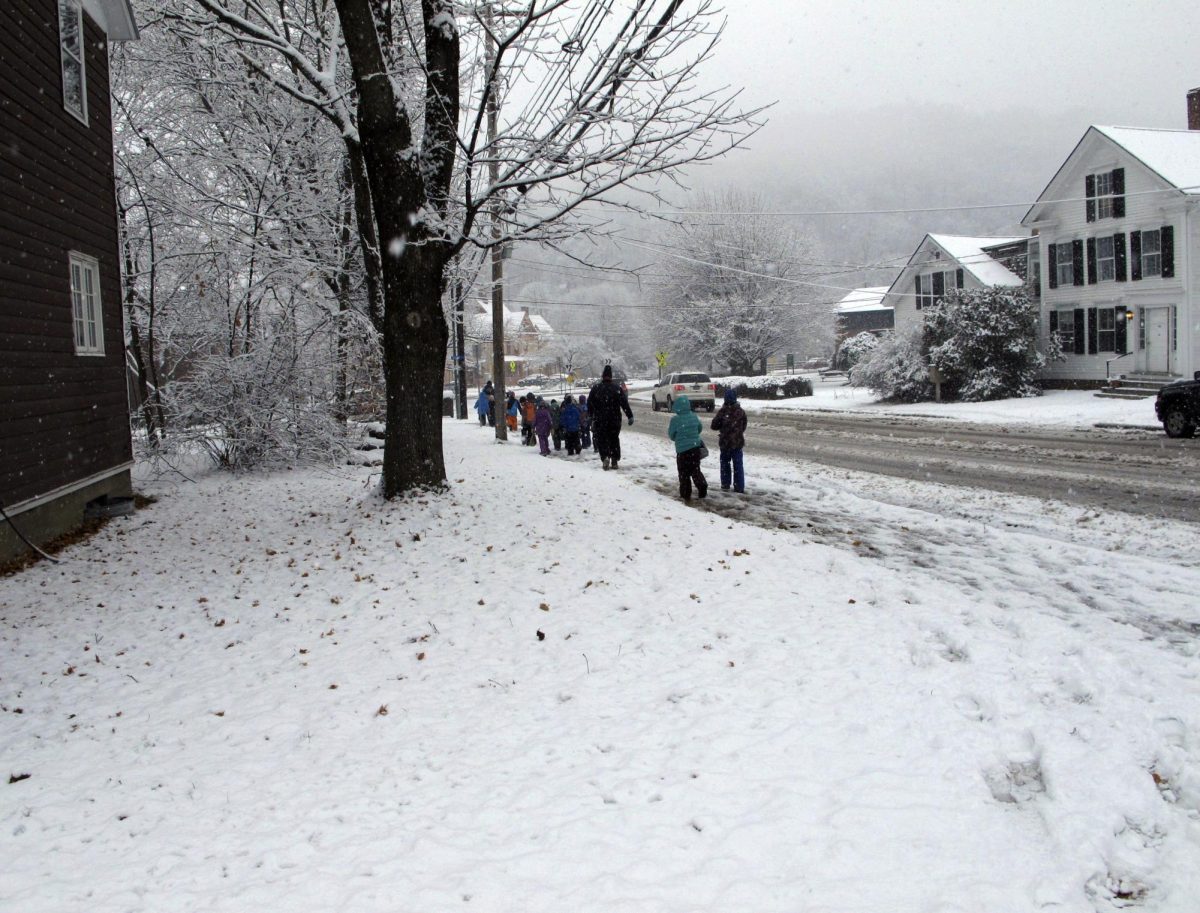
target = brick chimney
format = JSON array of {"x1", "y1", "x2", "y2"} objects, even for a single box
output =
[{"x1": 1189, "y1": 87, "x2": 1200, "y2": 130}]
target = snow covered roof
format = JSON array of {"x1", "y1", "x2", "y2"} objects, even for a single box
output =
[
  {"x1": 469, "y1": 303, "x2": 554, "y2": 339},
  {"x1": 1092, "y1": 126, "x2": 1200, "y2": 195},
  {"x1": 1023, "y1": 125, "x2": 1200, "y2": 224},
  {"x1": 835, "y1": 287, "x2": 891, "y2": 313},
  {"x1": 926, "y1": 235, "x2": 1025, "y2": 287},
  {"x1": 528, "y1": 314, "x2": 555, "y2": 336}
]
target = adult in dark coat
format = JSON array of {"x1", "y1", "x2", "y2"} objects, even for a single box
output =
[{"x1": 588, "y1": 365, "x2": 634, "y2": 469}]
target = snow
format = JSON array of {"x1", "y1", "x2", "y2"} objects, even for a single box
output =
[
  {"x1": 834, "y1": 286, "x2": 890, "y2": 313},
  {"x1": 926, "y1": 235, "x2": 1026, "y2": 288},
  {"x1": 3, "y1": 420, "x2": 1199, "y2": 912},
  {"x1": 1094, "y1": 126, "x2": 1200, "y2": 194},
  {"x1": 665, "y1": 375, "x2": 1162, "y2": 429}
]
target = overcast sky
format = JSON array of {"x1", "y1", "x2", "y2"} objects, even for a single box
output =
[{"x1": 713, "y1": 0, "x2": 1199, "y2": 123}]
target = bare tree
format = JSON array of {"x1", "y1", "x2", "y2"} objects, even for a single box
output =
[
  {"x1": 646, "y1": 190, "x2": 819, "y2": 375},
  {"x1": 113, "y1": 12, "x2": 374, "y2": 465},
  {"x1": 172, "y1": 0, "x2": 759, "y2": 496}
]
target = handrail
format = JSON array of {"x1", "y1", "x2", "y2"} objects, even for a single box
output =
[{"x1": 1105, "y1": 351, "x2": 1132, "y2": 380}]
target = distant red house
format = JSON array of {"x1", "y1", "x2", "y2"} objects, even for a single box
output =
[{"x1": 0, "y1": 0, "x2": 138, "y2": 562}]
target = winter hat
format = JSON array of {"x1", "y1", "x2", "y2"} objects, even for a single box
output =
[
  {"x1": 563, "y1": 394, "x2": 573, "y2": 404},
  {"x1": 602, "y1": 365, "x2": 613, "y2": 379},
  {"x1": 724, "y1": 388, "x2": 738, "y2": 404}
]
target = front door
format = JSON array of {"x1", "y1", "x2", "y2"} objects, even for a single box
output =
[{"x1": 1145, "y1": 307, "x2": 1170, "y2": 373}]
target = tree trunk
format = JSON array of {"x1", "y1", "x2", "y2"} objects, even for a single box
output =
[
  {"x1": 380, "y1": 249, "x2": 448, "y2": 496},
  {"x1": 335, "y1": 0, "x2": 456, "y2": 497}
]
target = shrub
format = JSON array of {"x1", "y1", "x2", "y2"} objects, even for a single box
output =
[
  {"x1": 924, "y1": 287, "x2": 1044, "y2": 401},
  {"x1": 834, "y1": 331, "x2": 880, "y2": 370},
  {"x1": 717, "y1": 374, "x2": 813, "y2": 399},
  {"x1": 849, "y1": 329, "x2": 932, "y2": 402}
]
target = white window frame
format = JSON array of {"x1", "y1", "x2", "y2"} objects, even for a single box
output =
[
  {"x1": 1093, "y1": 171, "x2": 1113, "y2": 219},
  {"x1": 1097, "y1": 307, "x2": 1116, "y2": 353},
  {"x1": 1140, "y1": 229, "x2": 1161, "y2": 277},
  {"x1": 1055, "y1": 307, "x2": 1076, "y2": 353},
  {"x1": 1095, "y1": 236, "x2": 1115, "y2": 282},
  {"x1": 1055, "y1": 243, "x2": 1074, "y2": 287},
  {"x1": 58, "y1": 0, "x2": 88, "y2": 125},
  {"x1": 69, "y1": 252, "x2": 104, "y2": 355}
]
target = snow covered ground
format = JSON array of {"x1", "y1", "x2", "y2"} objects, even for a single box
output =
[{"x1": 3, "y1": 421, "x2": 1199, "y2": 912}]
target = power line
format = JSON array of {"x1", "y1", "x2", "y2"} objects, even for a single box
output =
[{"x1": 578, "y1": 183, "x2": 1200, "y2": 217}]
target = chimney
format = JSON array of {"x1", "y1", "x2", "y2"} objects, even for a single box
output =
[{"x1": 1189, "y1": 87, "x2": 1200, "y2": 130}]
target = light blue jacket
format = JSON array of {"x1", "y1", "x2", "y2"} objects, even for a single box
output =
[{"x1": 667, "y1": 396, "x2": 703, "y2": 454}]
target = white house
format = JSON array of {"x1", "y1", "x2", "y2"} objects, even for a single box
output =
[
  {"x1": 1022, "y1": 120, "x2": 1200, "y2": 384},
  {"x1": 884, "y1": 234, "x2": 1030, "y2": 337}
]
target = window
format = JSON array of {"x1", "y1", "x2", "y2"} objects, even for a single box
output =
[
  {"x1": 1093, "y1": 171, "x2": 1114, "y2": 219},
  {"x1": 69, "y1": 252, "x2": 103, "y2": 355},
  {"x1": 1141, "y1": 229, "x2": 1161, "y2": 277},
  {"x1": 1055, "y1": 243, "x2": 1074, "y2": 287},
  {"x1": 1095, "y1": 236, "x2": 1115, "y2": 282},
  {"x1": 1028, "y1": 245, "x2": 1041, "y2": 298},
  {"x1": 1054, "y1": 309, "x2": 1075, "y2": 352},
  {"x1": 915, "y1": 269, "x2": 958, "y2": 310},
  {"x1": 59, "y1": 0, "x2": 87, "y2": 123},
  {"x1": 1097, "y1": 308, "x2": 1116, "y2": 352}
]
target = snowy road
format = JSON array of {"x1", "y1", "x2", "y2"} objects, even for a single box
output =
[{"x1": 628, "y1": 400, "x2": 1200, "y2": 523}]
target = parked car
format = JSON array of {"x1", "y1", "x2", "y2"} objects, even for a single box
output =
[
  {"x1": 651, "y1": 372, "x2": 716, "y2": 412},
  {"x1": 1155, "y1": 370, "x2": 1200, "y2": 438},
  {"x1": 516, "y1": 373, "x2": 550, "y2": 388}
]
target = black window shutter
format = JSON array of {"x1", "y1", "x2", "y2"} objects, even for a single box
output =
[
  {"x1": 1049, "y1": 310, "x2": 1059, "y2": 333},
  {"x1": 914, "y1": 275, "x2": 922, "y2": 310},
  {"x1": 932, "y1": 271, "x2": 945, "y2": 297},
  {"x1": 1087, "y1": 307, "x2": 1098, "y2": 354},
  {"x1": 1048, "y1": 243, "x2": 1058, "y2": 289},
  {"x1": 1086, "y1": 237, "x2": 1097, "y2": 284},
  {"x1": 1111, "y1": 168, "x2": 1125, "y2": 218},
  {"x1": 955, "y1": 268, "x2": 963, "y2": 289},
  {"x1": 1114, "y1": 233, "x2": 1127, "y2": 282},
  {"x1": 1114, "y1": 306, "x2": 1127, "y2": 353},
  {"x1": 1085, "y1": 174, "x2": 1096, "y2": 222},
  {"x1": 1073, "y1": 309, "x2": 1086, "y2": 354},
  {"x1": 1130, "y1": 231, "x2": 1142, "y2": 281},
  {"x1": 1161, "y1": 225, "x2": 1175, "y2": 278},
  {"x1": 1072, "y1": 240, "x2": 1084, "y2": 286}
]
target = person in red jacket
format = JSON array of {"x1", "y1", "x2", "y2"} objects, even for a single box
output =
[{"x1": 710, "y1": 387, "x2": 747, "y2": 493}]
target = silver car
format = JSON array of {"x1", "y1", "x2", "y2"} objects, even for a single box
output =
[{"x1": 651, "y1": 372, "x2": 716, "y2": 412}]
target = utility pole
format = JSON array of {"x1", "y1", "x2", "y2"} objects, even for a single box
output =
[
  {"x1": 453, "y1": 277, "x2": 467, "y2": 419},
  {"x1": 485, "y1": 3, "x2": 507, "y2": 441}
]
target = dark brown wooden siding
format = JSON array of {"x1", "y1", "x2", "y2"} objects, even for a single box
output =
[{"x1": 0, "y1": 0, "x2": 133, "y2": 509}]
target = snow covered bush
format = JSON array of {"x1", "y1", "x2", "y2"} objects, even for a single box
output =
[
  {"x1": 716, "y1": 374, "x2": 813, "y2": 399},
  {"x1": 923, "y1": 287, "x2": 1044, "y2": 401},
  {"x1": 165, "y1": 319, "x2": 348, "y2": 471},
  {"x1": 835, "y1": 331, "x2": 880, "y2": 370},
  {"x1": 849, "y1": 328, "x2": 932, "y2": 402}
]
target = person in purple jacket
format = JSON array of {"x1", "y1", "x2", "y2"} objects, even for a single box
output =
[{"x1": 534, "y1": 397, "x2": 553, "y2": 456}]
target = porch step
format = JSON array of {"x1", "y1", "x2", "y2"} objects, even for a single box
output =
[{"x1": 1095, "y1": 373, "x2": 1178, "y2": 399}]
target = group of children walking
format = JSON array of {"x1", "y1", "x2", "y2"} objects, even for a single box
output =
[
  {"x1": 514, "y1": 391, "x2": 590, "y2": 456},
  {"x1": 476, "y1": 378, "x2": 750, "y2": 502}
]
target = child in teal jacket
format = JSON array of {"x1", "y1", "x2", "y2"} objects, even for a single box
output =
[{"x1": 667, "y1": 396, "x2": 708, "y2": 500}]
